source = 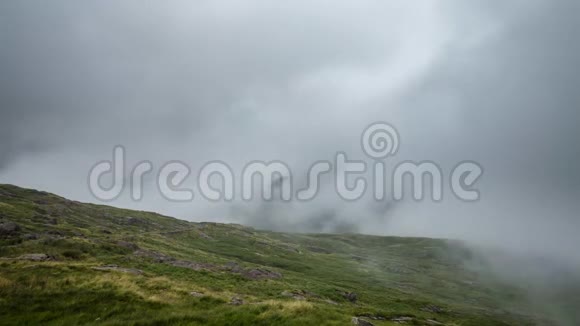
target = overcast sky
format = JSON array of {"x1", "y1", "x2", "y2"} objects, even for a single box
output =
[{"x1": 1, "y1": 1, "x2": 579, "y2": 264}]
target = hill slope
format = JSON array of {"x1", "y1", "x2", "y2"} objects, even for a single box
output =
[{"x1": 0, "y1": 184, "x2": 561, "y2": 325}]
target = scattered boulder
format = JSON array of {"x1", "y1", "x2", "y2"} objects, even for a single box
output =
[
  {"x1": 426, "y1": 319, "x2": 444, "y2": 325},
  {"x1": 242, "y1": 268, "x2": 282, "y2": 280},
  {"x1": 134, "y1": 249, "x2": 174, "y2": 263},
  {"x1": 92, "y1": 264, "x2": 143, "y2": 275},
  {"x1": 356, "y1": 314, "x2": 386, "y2": 321},
  {"x1": 281, "y1": 290, "x2": 306, "y2": 300},
  {"x1": 230, "y1": 297, "x2": 244, "y2": 305},
  {"x1": 18, "y1": 253, "x2": 54, "y2": 261},
  {"x1": 125, "y1": 216, "x2": 148, "y2": 226},
  {"x1": 189, "y1": 291, "x2": 205, "y2": 298},
  {"x1": 281, "y1": 289, "x2": 320, "y2": 300},
  {"x1": 33, "y1": 199, "x2": 50, "y2": 205},
  {"x1": 22, "y1": 233, "x2": 39, "y2": 240},
  {"x1": 223, "y1": 261, "x2": 243, "y2": 273},
  {"x1": 339, "y1": 291, "x2": 358, "y2": 303},
  {"x1": 351, "y1": 317, "x2": 374, "y2": 326},
  {"x1": 391, "y1": 316, "x2": 414, "y2": 323},
  {"x1": 0, "y1": 221, "x2": 21, "y2": 236},
  {"x1": 135, "y1": 251, "x2": 280, "y2": 279}
]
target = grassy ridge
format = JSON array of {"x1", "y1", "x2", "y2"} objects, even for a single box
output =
[{"x1": 0, "y1": 184, "x2": 552, "y2": 325}]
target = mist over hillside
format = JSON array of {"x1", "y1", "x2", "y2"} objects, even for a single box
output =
[{"x1": 0, "y1": 1, "x2": 579, "y2": 325}]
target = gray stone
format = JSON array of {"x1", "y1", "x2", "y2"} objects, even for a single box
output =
[
  {"x1": 230, "y1": 297, "x2": 244, "y2": 305},
  {"x1": 351, "y1": 317, "x2": 374, "y2": 326},
  {"x1": 391, "y1": 316, "x2": 414, "y2": 323},
  {"x1": 341, "y1": 291, "x2": 358, "y2": 303},
  {"x1": 242, "y1": 268, "x2": 282, "y2": 280},
  {"x1": 18, "y1": 253, "x2": 53, "y2": 261},
  {"x1": 0, "y1": 221, "x2": 21, "y2": 236},
  {"x1": 22, "y1": 234, "x2": 39, "y2": 240}
]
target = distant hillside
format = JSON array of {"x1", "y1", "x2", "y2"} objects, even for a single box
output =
[{"x1": 0, "y1": 184, "x2": 561, "y2": 325}]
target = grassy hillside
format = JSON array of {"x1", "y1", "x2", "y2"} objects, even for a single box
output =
[{"x1": 0, "y1": 184, "x2": 562, "y2": 325}]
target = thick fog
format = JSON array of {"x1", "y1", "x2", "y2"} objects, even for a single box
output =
[{"x1": 1, "y1": 0, "x2": 579, "y2": 276}]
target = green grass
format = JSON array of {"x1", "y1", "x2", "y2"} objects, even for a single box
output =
[{"x1": 0, "y1": 184, "x2": 570, "y2": 325}]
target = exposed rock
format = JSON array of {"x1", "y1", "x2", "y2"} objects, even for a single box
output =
[
  {"x1": 242, "y1": 268, "x2": 282, "y2": 280},
  {"x1": 357, "y1": 314, "x2": 386, "y2": 321},
  {"x1": 351, "y1": 317, "x2": 374, "y2": 326},
  {"x1": 92, "y1": 264, "x2": 143, "y2": 275},
  {"x1": 197, "y1": 231, "x2": 212, "y2": 239},
  {"x1": 189, "y1": 291, "x2": 205, "y2": 297},
  {"x1": 391, "y1": 316, "x2": 414, "y2": 323},
  {"x1": 340, "y1": 291, "x2": 358, "y2": 303},
  {"x1": 230, "y1": 297, "x2": 244, "y2": 305},
  {"x1": 18, "y1": 253, "x2": 54, "y2": 261},
  {"x1": 224, "y1": 262, "x2": 282, "y2": 280},
  {"x1": 22, "y1": 233, "x2": 39, "y2": 240},
  {"x1": 0, "y1": 221, "x2": 21, "y2": 236},
  {"x1": 281, "y1": 290, "x2": 306, "y2": 300},
  {"x1": 223, "y1": 261, "x2": 243, "y2": 273},
  {"x1": 426, "y1": 319, "x2": 444, "y2": 325},
  {"x1": 135, "y1": 251, "x2": 279, "y2": 279},
  {"x1": 125, "y1": 216, "x2": 148, "y2": 226},
  {"x1": 136, "y1": 250, "x2": 216, "y2": 271},
  {"x1": 281, "y1": 289, "x2": 320, "y2": 300}
]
